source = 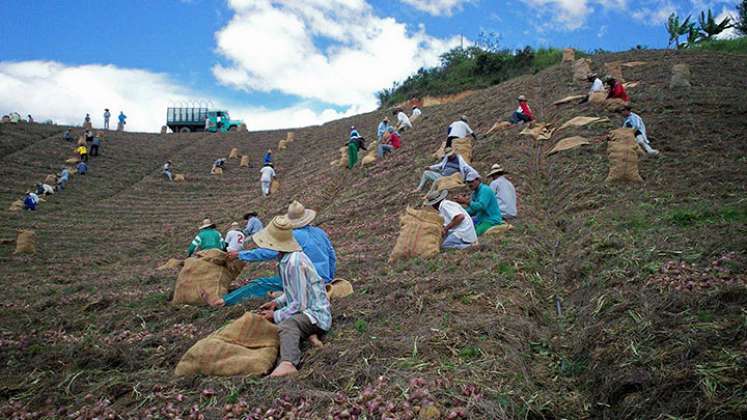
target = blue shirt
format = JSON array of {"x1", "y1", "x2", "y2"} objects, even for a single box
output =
[
  {"x1": 76, "y1": 162, "x2": 88, "y2": 174},
  {"x1": 263, "y1": 152, "x2": 272, "y2": 164},
  {"x1": 350, "y1": 129, "x2": 360, "y2": 139},
  {"x1": 118, "y1": 113, "x2": 126, "y2": 123},
  {"x1": 59, "y1": 169, "x2": 70, "y2": 181},
  {"x1": 376, "y1": 122, "x2": 389, "y2": 139},
  {"x1": 273, "y1": 251, "x2": 332, "y2": 331},
  {"x1": 238, "y1": 225, "x2": 336, "y2": 282},
  {"x1": 244, "y1": 217, "x2": 264, "y2": 237},
  {"x1": 466, "y1": 183, "x2": 503, "y2": 225}
]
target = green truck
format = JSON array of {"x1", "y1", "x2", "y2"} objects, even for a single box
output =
[{"x1": 166, "y1": 107, "x2": 243, "y2": 133}]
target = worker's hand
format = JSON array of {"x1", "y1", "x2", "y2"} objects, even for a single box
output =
[
  {"x1": 227, "y1": 251, "x2": 239, "y2": 261},
  {"x1": 259, "y1": 301, "x2": 277, "y2": 311},
  {"x1": 453, "y1": 195, "x2": 468, "y2": 205},
  {"x1": 260, "y1": 309, "x2": 275, "y2": 322}
]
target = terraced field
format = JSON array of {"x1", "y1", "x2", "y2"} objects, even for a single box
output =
[{"x1": 1, "y1": 49, "x2": 746, "y2": 418}]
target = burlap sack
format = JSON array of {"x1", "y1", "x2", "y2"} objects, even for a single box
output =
[
  {"x1": 389, "y1": 207, "x2": 444, "y2": 262},
  {"x1": 605, "y1": 61, "x2": 624, "y2": 82},
  {"x1": 172, "y1": 249, "x2": 244, "y2": 305},
  {"x1": 604, "y1": 98, "x2": 628, "y2": 113},
  {"x1": 240, "y1": 155, "x2": 249, "y2": 167},
  {"x1": 174, "y1": 174, "x2": 186, "y2": 182},
  {"x1": 553, "y1": 95, "x2": 586, "y2": 106},
  {"x1": 157, "y1": 258, "x2": 183, "y2": 271},
  {"x1": 486, "y1": 121, "x2": 512, "y2": 134},
  {"x1": 286, "y1": 132, "x2": 295, "y2": 142},
  {"x1": 44, "y1": 174, "x2": 56, "y2": 184},
  {"x1": 14, "y1": 230, "x2": 36, "y2": 254},
  {"x1": 670, "y1": 64, "x2": 691, "y2": 89},
  {"x1": 622, "y1": 61, "x2": 647, "y2": 68},
  {"x1": 361, "y1": 141, "x2": 377, "y2": 165},
  {"x1": 559, "y1": 116, "x2": 607, "y2": 131},
  {"x1": 548, "y1": 137, "x2": 590, "y2": 155},
  {"x1": 160, "y1": 126, "x2": 167, "y2": 134},
  {"x1": 326, "y1": 279, "x2": 354, "y2": 299},
  {"x1": 431, "y1": 173, "x2": 465, "y2": 192},
  {"x1": 239, "y1": 123, "x2": 248, "y2": 132},
  {"x1": 338, "y1": 146, "x2": 348, "y2": 168},
  {"x1": 520, "y1": 124, "x2": 554, "y2": 141},
  {"x1": 484, "y1": 224, "x2": 513, "y2": 237},
  {"x1": 573, "y1": 58, "x2": 592, "y2": 82},
  {"x1": 229, "y1": 148, "x2": 239, "y2": 159},
  {"x1": 211, "y1": 167, "x2": 223, "y2": 176},
  {"x1": 175, "y1": 312, "x2": 279, "y2": 377},
  {"x1": 278, "y1": 140, "x2": 287, "y2": 150},
  {"x1": 432, "y1": 141, "x2": 447, "y2": 160},
  {"x1": 562, "y1": 48, "x2": 575, "y2": 63},
  {"x1": 8, "y1": 200, "x2": 24, "y2": 212},
  {"x1": 452, "y1": 138, "x2": 473, "y2": 162},
  {"x1": 589, "y1": 91, "x2": 607, "y2": 105},
  {"x1": 606, "y1": 128, "x2": 643, "y2": 183},
  {"x1": 65, "y1": 157, "x2": 80, "y2": 165},
  {"x1": 271, "y1": 179, "x2": 280, "y2": 193}
]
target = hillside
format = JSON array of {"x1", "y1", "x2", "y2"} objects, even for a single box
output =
[{"x1": 1, "y1": 49, "x2": 746, "y2": 419}]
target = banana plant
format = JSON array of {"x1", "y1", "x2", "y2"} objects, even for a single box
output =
[
  {"x1": 698, "y1": 9, "x2": 734, "y2": 41},
  {"x1": 666, "y1": 13, "x2": 693, "y2": 49}
]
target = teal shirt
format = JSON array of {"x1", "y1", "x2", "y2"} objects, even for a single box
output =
[
  {"x1": 466, "y1": 183, "x2": 503, "y2": 225},
  {"x1": 187, "y1": 228, "x2": 225, "y2": 256}
]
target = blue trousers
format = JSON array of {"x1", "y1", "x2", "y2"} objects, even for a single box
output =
[{"x1": 223, "y1": 275, "x2": 283, "y2": 306}]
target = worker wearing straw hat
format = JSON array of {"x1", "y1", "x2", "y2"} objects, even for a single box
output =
[
  {"x1": 423, "y1": 189, "x2": 477, "y2": 249},
  {"x1": 487, "y1": 163, "x2": 517, "y2": 219},
  {"x1": 186, "y1": 218, "x2": 225, "y2": 257},
  {"x1": 204, "y1": 201, "x2": 336, "y2": 306},
  {"x1": 509, "y1": 95, "x2": 534, "y2": 125},
  {"x1": 238, "y1": 216, "x2": 331, "y2": 377}
]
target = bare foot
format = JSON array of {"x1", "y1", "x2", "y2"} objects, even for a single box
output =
[
  {"x1": 198, "y1": 288, "x2": 225, "y2": 308},
  {"x1": 309, "y1": 334, "x2": 324, "y2": 348},
  {"x1": 269, "y1": 361, "x2": 298, "y2": 377}
]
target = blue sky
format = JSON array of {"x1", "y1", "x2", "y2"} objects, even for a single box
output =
[{"x1": 0, "y1": 0, "x2": 740, "y2": 131}]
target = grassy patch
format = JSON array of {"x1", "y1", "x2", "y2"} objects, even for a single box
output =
[{"x1": 691, "y1": 37, "x2": 747, "y2": 54}]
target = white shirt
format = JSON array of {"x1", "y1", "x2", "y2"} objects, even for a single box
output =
[
  {"x1": 489, "y1": 176, "x2": 517, "y2": 218},
  {"x1": 448, "y1": 120, "x2": 473, "y2": 138},
  {"x1": 438, "y1": 200, "x2": 477, "y2": 243},
  {"x1": 225, "y1": 229, "x2": 246, "y2": 252},
  {"x1": 260, "y1": 166, "x2": 276, "y2": 182},
  {"x1": 397, "y1": 111, "x2": 412, "y2": 128},
  {"x1": 590, "y1": 78, "x2": 604, "y2": 93},
  {"x1": 411, "y1": 108, "x2": 422, "y2": 118},
  {"x1": 41, "y1": 184, "x2": 54, "y2": 195},
  {"x1": 29, "y1": 192, "x2": 40, "y2": 204}
]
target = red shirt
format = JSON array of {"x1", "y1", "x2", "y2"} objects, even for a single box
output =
[
  {"x1": 389, "y1": 132, "x2": 401, "y2": 149},
  {"x1": 519, "y1": 102, "x2": 534, "y2": 120},
  {"x1": 608, "y1": 82, "x2": 629, "y2": 102}
]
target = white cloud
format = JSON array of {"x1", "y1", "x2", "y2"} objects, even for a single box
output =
[
  {"x1": 400, "y1": 0, "x2": 470, "y2": 16},
  {"x1": 0, "y1": 60, "x2": 359, "y2": 132},
  {"x1": 714, "y1": 7, "x2": 740, "y2": 39},
  {"x1": 212, "y1": 0, "x2": 462, "y2": 109},
  {"x1": 631, "y1": 1, "x2": 676, "y2": 25},
  {"x1": 521, "y1": 0, "x2": 627, "y2": 30}
]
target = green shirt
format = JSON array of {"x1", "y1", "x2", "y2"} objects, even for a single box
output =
[
  {"x1": 466, "y1": 183, "x2": 503, "y2": 225},
  {"x1": 187, "y1": 228, "x2": 225, "y2": 256}
]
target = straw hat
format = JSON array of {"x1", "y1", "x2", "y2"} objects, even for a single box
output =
[
  {"x1": 517, "y1": 95, "x2": 527, "y2": 102},
  {"x1": 423, "y1": 189, "x2": 448, "y2": 206},
  {"x1": 285, "y1": 200, "x2": 317, "y2": 228},
  {"x1": 487, "y1": 163, "x2": 508, "y2": 178},
  {"x1": 230, "y1": 221, "x2": 240, "y2": 229},
  {"x1": 252, "y1": 216, "x2": 301, "y2": 253},
  {"x1": 199, "y1": 218, "x2": 216, "y2": 230}
]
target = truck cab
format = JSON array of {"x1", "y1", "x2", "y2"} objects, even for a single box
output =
[{"x1": 204, "y1": 110, "x2": 242, "y2": 133}]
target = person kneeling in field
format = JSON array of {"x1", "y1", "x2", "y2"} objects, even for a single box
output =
[
  {"x1": 424, "y1": 189, "x2": 477, "y2": 249},
  {"x1": 454, "y1": 172, "x2": 503, "y2": 236},
  {"x1": 622, "y1": 105, "x2": 659, "y2": 156},
  {"x1": 187, "y1": 218, "x2": 225, "y2": 257},
  {"x1": 236, "y1": 216, "x2": 331, "y2": 377},
  {"x1": 412, "y1": 147, "x2": 478, "y2": 193},
  {"x1": 36, "y1": 182, "x2": 55, "y2": 196}
]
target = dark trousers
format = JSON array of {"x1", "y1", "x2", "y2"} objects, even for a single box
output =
[
  {"x1": 278, "y1": 313, "x2": 324, "y2": 366},
  {"x1": 90, "y1": 145, "x2": 99, "y2": 156},
  {"x1": 510, "y1": 111, "x2": 532, "y2": 124},
  {"x1": 80, "y1": 154, "x2": 89, "y2": 162},
  {"x1": 446, "y1": 136, "x2": 459, "y2": 148}
]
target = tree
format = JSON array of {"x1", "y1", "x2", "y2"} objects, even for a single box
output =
[
  {"x1": 737, "y1": 0, "x2": 747, "y2": 35},
  {"x1": 697, "y1": 8, "x2": 734, "y2": 41},
  {"x1": 666, "y1": 13, "x2": 693, "y2": 48}
]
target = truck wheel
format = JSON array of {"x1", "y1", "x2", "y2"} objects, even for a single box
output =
[{"x1": 179, "y1": 127, "x2": 191, "y2": 133}]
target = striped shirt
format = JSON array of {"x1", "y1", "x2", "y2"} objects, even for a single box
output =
[{"x1": 273, "y1": 251, "x2": 332, "y2": 331}]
